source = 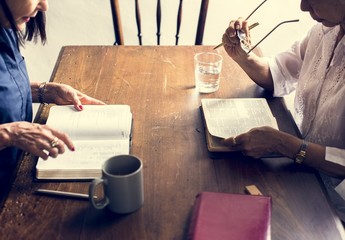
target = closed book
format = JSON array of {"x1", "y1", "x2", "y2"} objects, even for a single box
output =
[{"x1": 188, "y1": 192, "x2": 271, "y2": 240}]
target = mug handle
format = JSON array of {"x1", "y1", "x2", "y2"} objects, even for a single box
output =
[{"x1": 89, "y1": 178, "x2": 109, "y2": 210}]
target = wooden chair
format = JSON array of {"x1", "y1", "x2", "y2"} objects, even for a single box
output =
[{"x1": 110, "y1": 0, "x2": 209, "y2": 45}]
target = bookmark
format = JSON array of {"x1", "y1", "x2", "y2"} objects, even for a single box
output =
[{"x1": 245, "y1": 185, "x2": 263, "y2": 196}]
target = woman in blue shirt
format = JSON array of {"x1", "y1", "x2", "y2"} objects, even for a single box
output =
[{"x1": 0, "y1": 0, "x2": 104, "y2": 195}]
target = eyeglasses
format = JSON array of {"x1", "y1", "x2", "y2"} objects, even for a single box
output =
[
  {"x1": 245, "y1": 19, "x2": 299, "y2": 54},
  {"x1": 213, "y1": 0, "x2": 299, "y2": 53}
]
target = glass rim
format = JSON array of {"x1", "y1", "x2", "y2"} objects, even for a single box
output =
[{"x1": 194, "y1": 52, "x2": 223, "y2": 63}]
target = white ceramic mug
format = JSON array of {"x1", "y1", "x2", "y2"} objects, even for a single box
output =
[{"x1": 89, "y1": 155, "x2": 144, "y2": 214}]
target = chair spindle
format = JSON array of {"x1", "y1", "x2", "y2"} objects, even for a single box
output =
[
  {"x1": 156, "y1": 0, "x2": 162, "y2": 45},
  {"x1": 134, "y1": 0, "x2": 143, "y2": 45},
  {"x1": 110, "y1": 0, "x2": 209, "y2": 45},
  {"x1": 175, "y1": 0, "x2": 183, "y2": 45}
]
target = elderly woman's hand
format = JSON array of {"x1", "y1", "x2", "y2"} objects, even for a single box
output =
[
  {"x1": 222, "y1": 126, "x2": 292, "y2": 159},
  {"x1": 222, "y1": 17, "x2": 253, "y2": 61},
  {"x1": 1, "y1": 121, "x2": 75, "y2": 160},
  {"x1": 39, "y1": 82, "x2": 105, "y2": 111}
]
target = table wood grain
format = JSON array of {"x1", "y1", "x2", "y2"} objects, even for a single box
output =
[{"x1": 0, "y1": 46, "x2": 344, "y2": 240}]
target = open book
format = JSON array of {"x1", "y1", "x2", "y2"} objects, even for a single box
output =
[
  {"x1": 36, "y1": 105, "x2": 132, "y2": 180},
  {"x1": 200, "y1": 98, "x2": 278, "y2": 152}
]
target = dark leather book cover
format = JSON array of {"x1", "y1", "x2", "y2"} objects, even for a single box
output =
[{"x1": 188, "y1": 192, "x2": 271, "y2": 240}]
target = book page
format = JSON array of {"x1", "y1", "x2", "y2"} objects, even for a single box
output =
[
  {"x1": 201, "y1": 98, "x2": 278, "y2": 139},
  {"x1": 36, "y1": 105, "x2": 133, "y2": 179},
  {"x1": 47, "y1": 105, "x2": 132, "y2": 141},
  {"x1": 36, "y1": 139, "x2": 130, "y2": 171}
]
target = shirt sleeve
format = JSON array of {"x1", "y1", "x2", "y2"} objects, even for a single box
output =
[
  {"x1": 264, "y1": 30, "x2": 311, "y2": 97},
  {"x1": 325, "y1": 147, "x2": 345, "y2": 167},
  {"x1": 335, "y1": 180, "x2": 345, "y2": 201},
  {"x1": 325, "y1": 147, "x2": 345, "y2": 200}
]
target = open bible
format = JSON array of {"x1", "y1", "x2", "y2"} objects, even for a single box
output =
[
  {"x1": 200, "y1": 98, "x2": 278, "y2": 152},
  {"x1": 36, "y1": 105, "x2": 132, "y2": 180}
]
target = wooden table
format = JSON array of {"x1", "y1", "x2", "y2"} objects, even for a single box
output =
[{"x1": 0, "y1": 46, "x2": 344, "y2": 240}]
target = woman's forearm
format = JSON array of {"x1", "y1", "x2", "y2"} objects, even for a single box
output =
[
  {"x1": 235, "y1": 53, "x2": 274, "y2": 91},
  {"x1": 0, "y1": 123, "x2": 12, "y2": 151},
  {"x1": 304, "y1": 143, "x2": 345, "y2": 177},
  {"x1": 30, "y1": 82, "x2": 41, "y2": 103},
  {"x1": 277, "y1": 132, "x2": 345, "y2": 178}
]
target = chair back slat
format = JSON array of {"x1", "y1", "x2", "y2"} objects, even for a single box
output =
[
  {"x1": 175, "y1": 0, "x2": 183, "y2": 45},
  {"x1": 134, "y1": 0, "x2": 143, "y2": 45},
  {"x1": 111, "y1": 0, "x2": 209, "y2": 45},
  {"x1": 110, "y1": 0, "x2": 123, "y2": 45},
  {"x1": 195, "y1": 0, "x2": 209, "y2": 45},
  {"x1": 156, "y1": 0, "x2": 162, "y2": 45}
]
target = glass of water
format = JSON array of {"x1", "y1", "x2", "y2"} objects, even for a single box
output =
[{"x1": 194, "y1": 52, "x2": 223, "y2": 93}]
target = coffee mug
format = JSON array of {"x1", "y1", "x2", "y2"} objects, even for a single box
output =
[{"x1": 89, "y1": 154, "x2": 144, "y2": 214}]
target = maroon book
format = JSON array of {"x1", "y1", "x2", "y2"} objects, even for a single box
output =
[{"x1": 188, "y1": 192, "x2": 271, "y2": 240}]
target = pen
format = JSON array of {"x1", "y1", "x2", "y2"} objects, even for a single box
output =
[
  {"x1": 35, "y1": 188, "x2": 94, "y2": 200},
  {"x1": 213, "y1": 22, "x2": 259, "y2": 50}
]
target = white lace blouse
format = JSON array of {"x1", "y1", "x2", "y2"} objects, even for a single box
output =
[{"x1": 266, "y1": 23, "x2": 345, "y2": 220}]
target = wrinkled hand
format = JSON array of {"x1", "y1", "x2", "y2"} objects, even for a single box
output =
[
  {"x1": 4, "y1": 121, "x2": 75, "y2": 160},
  {"x1": 43, "y1": 82, "x2": 105, "y2": 111},
  {"x1": 222, "y1": 17, "x2": 252, "y2": 60},
  {"x1": 222, "y1": 126, "x2": 283, "y2": 158}
]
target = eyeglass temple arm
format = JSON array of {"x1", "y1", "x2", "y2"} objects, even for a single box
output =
[
  {"x1": 245, "y1": 0, "x2": 267, "y2": 20},
  {"x1": 247, "y1": 19, "x2": 299, "y2": 54}
]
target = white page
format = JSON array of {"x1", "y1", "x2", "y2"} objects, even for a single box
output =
[
  {"x1": 47, "y1": 105, "x2": 132, "y2": 140},
  {"x1": 202, "y1": 98, "x2": 278, "y2": 139},
  {"x1": 37, "y1": 139, "x2": 129, "y2": 170},
  {"x1": 36, "y1": 105, "x2": 132, "y2": 179}
]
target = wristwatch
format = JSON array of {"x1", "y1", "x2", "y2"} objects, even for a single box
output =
[{"x1": 294, "y1": 139, "x2": 308, "y2": 164}]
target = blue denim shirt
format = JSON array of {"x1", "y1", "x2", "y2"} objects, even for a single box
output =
[{"x1": 0, "y1": 27, "x2": 32, "y2": 179}]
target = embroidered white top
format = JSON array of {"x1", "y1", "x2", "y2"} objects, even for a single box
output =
[{"x1": 266, "y1": 23, "x2": 345, "y2": 220}]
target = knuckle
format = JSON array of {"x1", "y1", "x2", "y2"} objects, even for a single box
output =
[{"x1": 58, "y1": 145, "x2": 66, "y2": 154}]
